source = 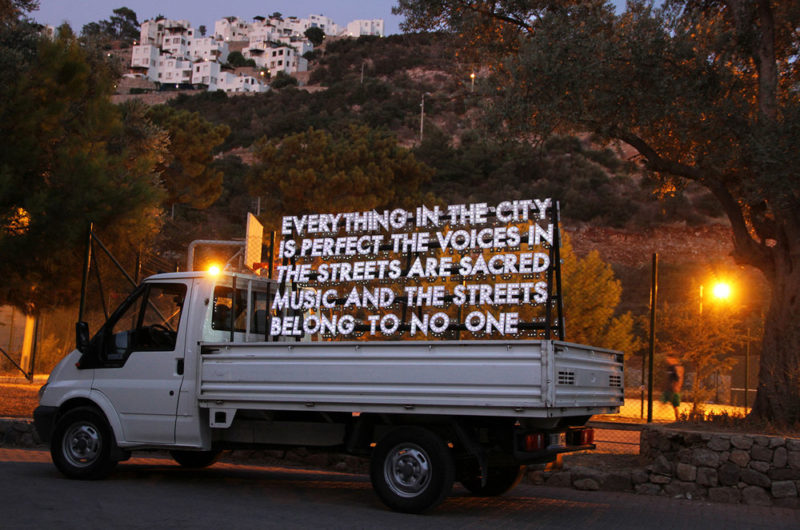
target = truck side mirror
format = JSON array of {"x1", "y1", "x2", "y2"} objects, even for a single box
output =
[{"x1": 76, "y1": 321, "x2": 90, "y2": 353}]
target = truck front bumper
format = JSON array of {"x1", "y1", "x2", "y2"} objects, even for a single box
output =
[{"x1": 33, "y1": 406, "x2": 58, "y2": 444}]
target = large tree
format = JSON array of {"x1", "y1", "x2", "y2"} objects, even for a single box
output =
[
  {"x1": 395, "y1": 1, "x2": 800, "y2": 424},
  {"x1": 0, "y1": 24, "x2": 166, "y2": 312}
]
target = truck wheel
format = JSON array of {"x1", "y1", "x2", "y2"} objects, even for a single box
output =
[
  {"x1": 370, "y1": 426, "x2": 454, "y2": 514},
  {"x1": 50, "y1": 407, "x2": 117, "y2": 480},
  {"x1": 170, "y1": 450, "x2": 221, "y2": 468},
  {"x1": 461, "y1": 465, "x2": 526, "y2": 496}
]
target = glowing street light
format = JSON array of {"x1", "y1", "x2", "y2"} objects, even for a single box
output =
[
  {"x1": 470, "y1": 72, "x2": 476, "y2": 92},
  {"x1": 712, "y1": 282, "x2": 732, "y2": 300},
  {"x1": 699, "y1": 280, "x2": 733, "y2": 314},
  {"x1": 208, "y1": 265, "x2": 221, "y2": 276}
]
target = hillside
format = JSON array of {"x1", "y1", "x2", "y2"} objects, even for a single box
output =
[{"x1": 158, "y1": 33, "x2": 762, "y2": 320}]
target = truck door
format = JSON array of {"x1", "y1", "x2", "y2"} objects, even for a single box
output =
[{"x1": 92, "y1": 281, "x2": 190, "y2": 444}]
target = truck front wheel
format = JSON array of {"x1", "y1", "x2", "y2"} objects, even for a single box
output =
[
  {"x1": 50, "y1": 407, "x2": 117, "y2": 480},
  {"x1": 370, "y1": 426, "x2": 454, "y2": 513},
  {"x1": 461, "y1": 465, "x2": 526, "y2": 496}
]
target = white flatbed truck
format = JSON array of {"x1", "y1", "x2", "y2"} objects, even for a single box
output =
[{"x1": 35, "y1": 269, "x2": 623, "y2": 513}]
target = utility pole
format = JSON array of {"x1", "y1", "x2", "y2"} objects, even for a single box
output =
[
  {"x1": 647, "y1": 253, "x2": 658, "y2": 423},
  {"x1": 419, "y1": 93, "x2": 426, "y2": 143}
]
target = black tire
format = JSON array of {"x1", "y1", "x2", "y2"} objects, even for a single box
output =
[
  {"x1": 170, "y1": 450, "x2": 222, "y2": 468},
  {"x1": 370, "y1": 426, "x2": 454, "y2": 514},
  {"x1": 461, "y1": 465, "x2": 526, "y2": 496},
  {"x1": 50, "y1": 407, "x2": 117, "y2": 480}
]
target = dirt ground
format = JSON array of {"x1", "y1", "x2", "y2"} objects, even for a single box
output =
[{"x1": 0, "y1": 383, "x2": 42, "y2": 418}]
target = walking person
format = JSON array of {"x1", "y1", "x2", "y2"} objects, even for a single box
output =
[{"x1": 662, "y1": 354, "x2": 684, "y2": 421}]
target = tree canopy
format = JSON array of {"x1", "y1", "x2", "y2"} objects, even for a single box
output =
[
  {"x1": 247, "y1": 125, "x2": 431, "y2": 229},
  {"x1": 560, "y1": 235, "x2": 637, "y2": 354},
  {"x1": 304, "y1": 26, "x2": 325, "y2": 47},
  {"x1": 395, "y1": 0, "x2": 800, "y2": 424},
  {"x1": 146, "y1": 105, "x2": 230, "y2": 210},
  {"x1": 81, "y1": 7, "x2": 140, "y2": 45}
]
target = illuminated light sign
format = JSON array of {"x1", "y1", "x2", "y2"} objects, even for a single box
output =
[{"x1": 269, "y1": 199, "x2": 559, "y2": 339}]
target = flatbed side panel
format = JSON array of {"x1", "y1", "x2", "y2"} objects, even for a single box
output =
[
  {"x1": 551, "y1": 341, "x2": 624, "y2": 410},
  {"x1": 199, "y1": 341, "x2": 549, "y2": 416},
  {"x1": 197, "y1": 340, "x2": 622, "y2": 418}
]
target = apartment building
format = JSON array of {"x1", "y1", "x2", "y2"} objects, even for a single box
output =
[{"x1": 129, "y1": 13, "x2": 384, "y2": 92}]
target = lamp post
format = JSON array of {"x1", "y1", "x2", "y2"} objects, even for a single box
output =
[{"x1": 470, "y1": 72, "x2": 475, "y2": 92}]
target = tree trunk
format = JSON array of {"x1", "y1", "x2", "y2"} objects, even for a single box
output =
[{"x1": 750, "y1": 257, "x2": 800, "y2": 424}]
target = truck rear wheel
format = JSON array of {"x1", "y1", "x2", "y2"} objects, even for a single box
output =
[
  {"x1": 370, "y1": 426, "x2": 454, "y2": 513},
  {"x1": 170, "y1": 450, "x2": 222, "y2": 468},
  {"x1": 461, "y1": 465, "x2": 526, "y2": 496},
  {"x1": 50, "y1": 407, "x2": 117, "y2": 480}
]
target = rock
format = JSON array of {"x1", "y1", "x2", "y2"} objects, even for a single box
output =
[
  {"x1": 731, "y1": 435, "x2": 754, "y2": 450},
  {"x1": 635, "y1": 483, "x2": 662, "y2": 496},
  {"x1": 526, "y1": 470, "x2": 546, "y2": 485},
  {"x1": 676, "y1": 463, "x2": 697, "y2": 482},
  {"x1": 729, "y1": 449, "x2": 750, "y2": 467},
  {"x1": 750, "y1": 445, "x2": 773, "y2": 462},
  {"x1": 696, "y1": 467, "x2": 718, "y2": 487},
  {"x1": 708, "y1": 487, "x2": 741, "y2": 504},
  {"x1": 664, "y1": 481, "x2": 701, "y2": 499},
  {"x1": 768, "y1": 437, "x2": 785, "y2": 449},
  {"x1": 771, "y1": 480, "x2": 798, "y2": 498},
  {"x1": 753, "y1": 436, "x2": 771, "y2": 447},
  {"x1": 574, "y1": 478, "x2": 600, "y2": 491},
  {"x1": 773, "y1": 447, "x2": 788, "y2": 468},
  {"x1": 545, "y1": 472, "x2": 572, "y2": 487},
  {"x1": 631, "y1": 469, "x2": 650, "y2": 485},
  {"x1": 708, "y1": 436, "x2": 730, "y2": 451},
  {"x1": 741, "y1": 486, "x2": 772, "y2": 506},
  {"x1": 785, "y1": 439, "x2": 800, "y2": 451},
  {"x1": 691, "y1": 448, "x2": 720, "y2": 468},
  {"x1": 653, "y1": 455, "x2": 672, "y2": 475},
  {"x1": 718, "y1": 462, "x2": 741, "y2": 486},
  {"x1": 788, "y1": 450, "x2": 800, "y2": 470},
  {"x1": 749, "y1": 461, "x2": 770, "y2": 474},
  {"x1": 676, "y1": 448, "x2": 693, "y2": 464},
  {"x1": 740, "y1": 468, "x2": 771, "y2": 488},
  {"x1": 768, "y1": 468, "x2": 800, "y2": 481},
  {"x1": 650, "y1": 474, "x2": 671, "y2": 485}
]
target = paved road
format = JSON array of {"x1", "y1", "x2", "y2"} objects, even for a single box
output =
[{"x1": 1, "y1": 448, "x2": 798, "y2": 529}]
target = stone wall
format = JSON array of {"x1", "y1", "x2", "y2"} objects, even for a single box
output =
[
  {"x1": 0, "y1": 418, "x2": 39, "y2": 447},
  {"x1": 639, "y1": 425, "x2": 800, "y2": 508}
]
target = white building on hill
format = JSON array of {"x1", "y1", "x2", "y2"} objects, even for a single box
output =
[{"x1": 129, "y1": 12, "x2": 384, "y2": 92}]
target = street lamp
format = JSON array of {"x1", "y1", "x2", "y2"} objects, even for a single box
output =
[
  {"x1": 470, "y1": 72, "x2": 476, "y2": 92},
  {"x1": 699, "y1": 280, "x2": 732, "y2": 314}
]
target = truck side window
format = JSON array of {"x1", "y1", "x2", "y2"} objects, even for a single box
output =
[
  {"x1": 211, "y1": 286, "x2": 269, "y2": 333},
  {"x1": 105, "y1": 283, "x2": 187, "y2": 363}
]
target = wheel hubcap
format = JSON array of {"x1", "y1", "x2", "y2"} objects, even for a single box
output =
[
  {"x1": 63, "y1": 422, "x2": 101, "y2": 468},
  {"x1": 384, "y1": 443, "x2": 431, "y2": 498}
]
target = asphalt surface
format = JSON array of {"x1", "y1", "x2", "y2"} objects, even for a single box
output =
[{"x1": 1, "y1": 448, "x2": 798, "y2": 529}]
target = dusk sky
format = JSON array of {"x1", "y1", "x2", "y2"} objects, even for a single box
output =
[{"x1": 32, "y1": 1, "x2": 407, "y2": 35}]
